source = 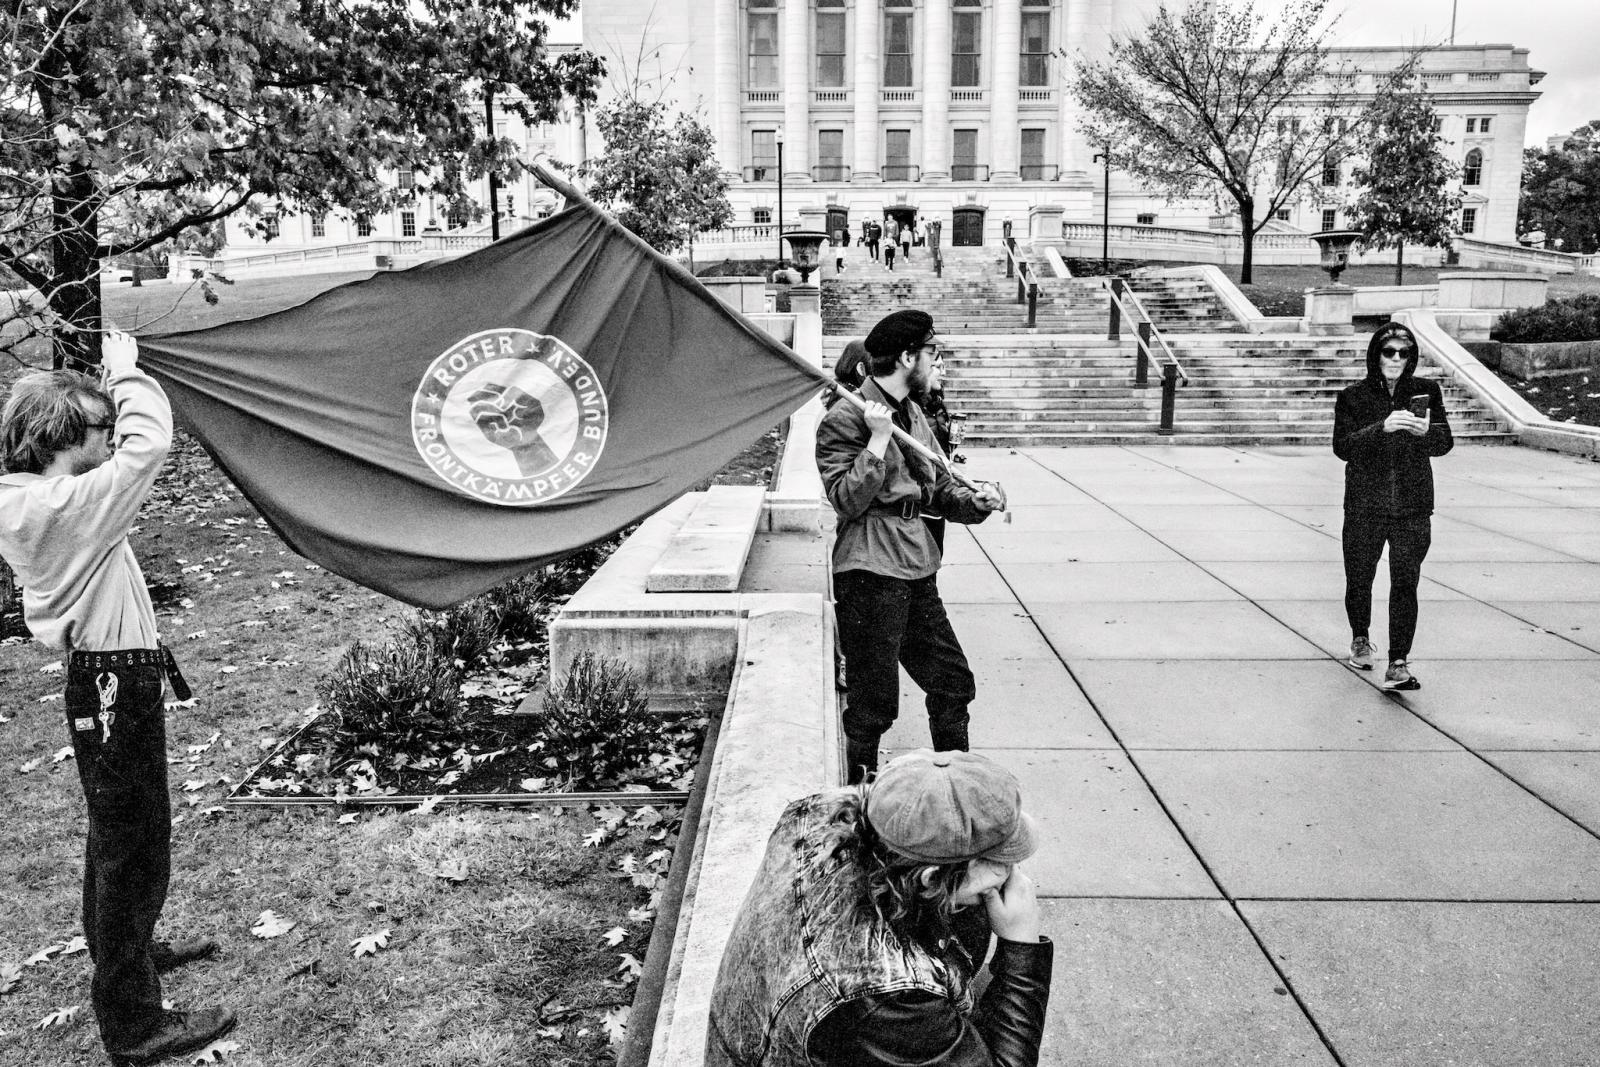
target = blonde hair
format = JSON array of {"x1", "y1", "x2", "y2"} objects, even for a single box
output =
[
  {"x1": 821, "y1": 788, "x2": 974, "y2": 959},
  {"x1": 0, "y1": 370, "x2": 112, "y2": 474}
]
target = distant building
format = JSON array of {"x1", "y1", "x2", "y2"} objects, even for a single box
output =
[{"x1": 580, "y1": 0, "x2": 1541, "y2": 247}]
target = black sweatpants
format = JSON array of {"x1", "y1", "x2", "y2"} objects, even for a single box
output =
[
  {"x1": 1342, "y1": 511, "x2": 1432, "y2": 661},
  {"x1": 834, "y1": 569, "x2": 975, "y2": 751},
  {"x1": 65, "y1": 656, "x2": 171, "y2": 1051}
]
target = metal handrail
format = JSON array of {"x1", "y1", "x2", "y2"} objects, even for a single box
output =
[
  {"x1": 1001, "y1": 236, "x2": 1038, "y2": 327},
  {"x1": 1104, "y1": 279, "x2": 1190, "y2": 385},
  {"x1": 1103, "y1": 278, "x2": 1189, "y2": 435}
]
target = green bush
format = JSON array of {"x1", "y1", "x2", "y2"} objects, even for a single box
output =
[
  {"x1": 479, "y1": 571, "x2": 556, "y2": 645},
  {"x1": 407, "y1": 598, "x2": 503, "y2": 671},
  {"x1": 534, "y1": 652, "x2": 675, "y2": 790},
  {"x1": 1493, "y1": 294, "x2": 1600, "y2": 344},
  {"x1": 318, "y1": 634, "x2": 464, "y2": 754}
]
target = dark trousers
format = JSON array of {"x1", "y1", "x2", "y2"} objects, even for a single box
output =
[
  {"x1": 867, "y1": 239, "x2": 879, "y2": 260},
  {"x1": 1343, "y1": 512, "x2": 1432, "y2": 661},
  {"x1": 835, "y1": 570, "x2": 975, "y2": 753},
  {"x1": 65, "y1": 656, "x2": 171, "y2": 1050}
]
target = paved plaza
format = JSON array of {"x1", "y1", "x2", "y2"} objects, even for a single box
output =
[{"x1": 880, "y1": 443, "x2": 1600, "y2": 1066}]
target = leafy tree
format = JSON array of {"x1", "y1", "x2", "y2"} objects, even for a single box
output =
[
  {"x1": 1346, "y1": 74, "x2": 1461, "y2": 285},
  {"x1": 1519, "y1": 123, "x2": 1600, "y2": 255},
  {"x1": 583, "y1": 97, "x2": 733, "y2": 256},
  {"x1": 2, "y1": 0, "x2": 602, "y2": 369},
  {"x1": 1070, "y1": 0, "x2": 1403, "y2": 283}
]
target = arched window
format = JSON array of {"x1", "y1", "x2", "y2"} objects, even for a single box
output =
[{"x1": 1463, "y1": 148, "x2": 1483, "y2": 186}]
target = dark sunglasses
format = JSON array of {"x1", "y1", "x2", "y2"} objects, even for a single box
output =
[{"x1": 1379, "y1": 346, "x2": 1412, "y2": 359}]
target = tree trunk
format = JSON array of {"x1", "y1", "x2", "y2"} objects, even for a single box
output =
[
  {"x1": 49, "y1": 167, "x2": 103, "y2": 371},
  {"x1": 1237, "y1": 194, "x2": 1255, "y2": 285},
  {"x1": 1394, "y1": 239, "x2": 1404, "y2": 286}
]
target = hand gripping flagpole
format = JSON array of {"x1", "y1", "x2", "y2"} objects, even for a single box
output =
[{"x1": 528, "y1": 155, "x2": 1010, "y2": 521}]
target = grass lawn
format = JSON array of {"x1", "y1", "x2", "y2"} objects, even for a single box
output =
[{"x1": 1, "y1": 270, "x2": 781, "y2": 1064}]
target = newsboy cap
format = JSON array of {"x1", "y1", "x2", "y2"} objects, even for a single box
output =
[{"x1": 864, "y1": 749, "x2": 1039, "y2": 866}]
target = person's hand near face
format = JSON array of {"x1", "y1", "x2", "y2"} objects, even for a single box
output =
[{"x1": 952, "y1": 860, "x2": 1042, "y2": 943}]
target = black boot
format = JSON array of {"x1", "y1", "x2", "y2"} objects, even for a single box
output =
[
  {"x1": 930, "y1": 721, "x2": 970, "y2": 753},
  {"x1": 845, "y1": 738, "x2": 880, "y2": 785}
]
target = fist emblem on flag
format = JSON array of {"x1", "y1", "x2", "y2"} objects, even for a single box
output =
[
  {"x1": 468, "y1": 383, "x2": 560, "y2": 477},
  {"x1": 411, "y1": 329, "x2": 609, "y2": 506}
]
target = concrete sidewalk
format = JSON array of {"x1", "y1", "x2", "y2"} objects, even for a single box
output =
[{"x1": 882, "y1": 443, "x2": 1600, "y2": 1066}]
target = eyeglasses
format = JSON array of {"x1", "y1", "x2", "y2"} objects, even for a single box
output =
[
  {"x1": 914, "y1": 340, "x2": 942, "y2": 362},
  {"x1": 1379, "y1": 347, "x2": 1412, "y2": 360}
]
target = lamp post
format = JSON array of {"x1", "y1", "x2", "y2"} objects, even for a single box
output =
[
  {"x1": 776, "y1": 129, "x2": 786, "y2": 264},
  {"x1": 1092, "y1": 149, "x2": 1110, "y2": 275}
]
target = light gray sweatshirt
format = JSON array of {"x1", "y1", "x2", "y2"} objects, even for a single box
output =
[{"x1": 0, "y1": 365, "x2": 172, "y2": 652}]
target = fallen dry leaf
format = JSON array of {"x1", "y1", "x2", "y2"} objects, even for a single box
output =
[
  {"x1": 250, "y1": 910, "x2": 296, "y2": 939},
  {"x1": 602, "y1": 926, "x2": 627, "y2": 947},
  {"x1": 349, "y1": 929, "x2": 391, "y2": 958},
  {"x1": 190, "y1": 1038, "x2": 241, "y2": 1063},
  {"x1": 35, "y1": 1005, "x2": 79, "y2": 1029},
  {"x1": 602, "y1": 1005, "x2": 630, "y2": 1047},
  {"x1": 1, "y1": 961, "x2": 23, "y2": 994},
  {"x1": 51, "y1": 747, "x2": 73, "y2": 763},
  {"x1": 23, "y1": 943, "x2": 63, "y2": 967}
]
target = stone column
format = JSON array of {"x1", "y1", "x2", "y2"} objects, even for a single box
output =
[
  {"x1": 1057, "y1": 0, "x2": 1090, "y2": 178},
  {"x1": 783, "y1": 0, "x2": 811, "y2": 180},
  {"x1": 990, "y1": 0, "x2": 1021, "y2": 181},
  {"x1": 713, "y1": 0, "x2": 742, "y2": 167},
  {"x1": 852, "y1": 0, "x2": 881, "y2": 181},
  {"x1": 921, "y1": 0, "x2": 952, "y2": 181}
]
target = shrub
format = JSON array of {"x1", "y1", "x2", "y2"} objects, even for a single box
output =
[
  {"x1": 318, "y1": 634, "x2": 464, "y2": 754},
  {"x1": 407, "y1": 597, "x2": 503, "y2": 671},
  {"x1": 535, "y1": 652, "x2": 673, "y2": 790},
  {"x1": 479, "y1": 571, "x2": 556, "y2": 645},
  {"x1": 1493, "y1": 294, "x2": 1600, "y2": 345}
]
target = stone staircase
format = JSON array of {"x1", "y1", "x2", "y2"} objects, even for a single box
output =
[
  {"x1": 824, "y1": 246, "x2": 1109, "y2": 335},
  {"x1": 1124, "y1": 272, "x2": 1244, "y2": 333},
  {"x1": 819, "y1": 243, "x2": 1513, "y2": 447},
  {"x1": 931, "y1": 336, "x2": 1513, "y2": 446}
]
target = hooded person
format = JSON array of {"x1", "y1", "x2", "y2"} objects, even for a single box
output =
[
  {"x1": 814, "y1": 310, "x2": 1003, "y2": 782},
  {"x1": 1332, "y1": 321, "x2": 1454, "y2": 690},
  {"x1": 706, "y1": 749, "x2": 1054, "y2": 1067}
]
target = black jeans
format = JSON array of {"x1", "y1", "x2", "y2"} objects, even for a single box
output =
[
  {"x1": 1342, "y1": 512, "x2": 1432, "y2": 661},
  {"x1": 65, "y1": 654, "x2": 171, "y2": 1051},
  {"x1": 834, "y1": 569, "x2": 976, "y2": 751}
]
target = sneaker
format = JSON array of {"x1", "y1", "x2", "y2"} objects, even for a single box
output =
[
  {"x1": 151, "y1": 937, "x2": 218, "y2": 973},
  {"x1": 1382, "y1": 660, "x2": 1421, "y2": 691},
  {"x1": 1347, "y1": 637, "x2": 1375, "y2": 671},
  {"x1": 109, "y1": 1008, "x2": 237, "y2": 1066}
]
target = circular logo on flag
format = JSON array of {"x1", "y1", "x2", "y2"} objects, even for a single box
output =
[{"x1": 410, "y1": 329, "x2": 609, "y2": 506}]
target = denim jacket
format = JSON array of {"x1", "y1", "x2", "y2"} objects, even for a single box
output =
[{"x1": 705, "y1": 789, "x2": 975, "y2": 1067}]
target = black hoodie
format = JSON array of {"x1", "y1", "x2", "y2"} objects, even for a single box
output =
[{"x1": 1332, "y1": 323, "x2": 1454, "y2": 516}]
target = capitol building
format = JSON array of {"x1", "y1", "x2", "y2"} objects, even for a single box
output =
[
  {"x1": 210, "y1": 1, "x2": 1544, "y2": 267},
  {"x1": 581, "y1": 0, "x2": 1540, "y2": 248}
]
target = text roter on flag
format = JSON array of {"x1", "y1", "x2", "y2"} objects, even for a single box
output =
[{"x1": 137, "y1": 202, "x2": 826, "y2": 609}]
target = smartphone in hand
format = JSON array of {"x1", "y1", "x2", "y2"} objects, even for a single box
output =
[{"x1": 1407, "y1": 394, "x2": 1431, "y2": 419}]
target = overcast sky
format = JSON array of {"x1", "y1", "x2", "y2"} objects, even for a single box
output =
[{"x1": 1305, "y1": 0, "x2": 1596, "y2": 147}]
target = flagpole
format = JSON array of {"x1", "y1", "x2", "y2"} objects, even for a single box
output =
[{"x1": 528, "y1": 157, "x2": 1005, "y2": 510}]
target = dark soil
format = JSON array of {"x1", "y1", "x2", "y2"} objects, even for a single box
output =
[{"x1": 241, "y1": 702, "x2": 709, "y2": 799}]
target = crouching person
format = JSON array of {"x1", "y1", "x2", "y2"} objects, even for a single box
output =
[
  {"x1": 0, "y1": 332, "x2": 234, "y2": 1066},
  {"x1": 706, "y1": 750, "x2": 1054, "y2": 1066}
]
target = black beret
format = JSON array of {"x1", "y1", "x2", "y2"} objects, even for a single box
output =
[{"x1": 864, "y1": 309, "x2": 934, "y2": 362}]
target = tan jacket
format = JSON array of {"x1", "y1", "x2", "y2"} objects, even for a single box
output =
[
  {"x1": 0, "y1": 367, "x2": 171, "y2": 652},
  {"x1": 814, "y1": 378, "x2": 987, "y2": 579}
]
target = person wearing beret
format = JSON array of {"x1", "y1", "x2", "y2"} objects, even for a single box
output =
[{"x1": 814, "y1": 309, "x2": 1003, "y2": 783}]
